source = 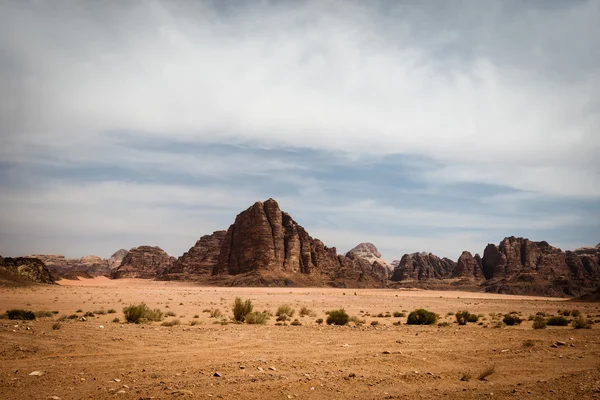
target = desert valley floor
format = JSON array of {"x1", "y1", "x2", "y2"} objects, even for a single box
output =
[{"x1": 1, "y1": 278, "x2": 599, "y2": 400}]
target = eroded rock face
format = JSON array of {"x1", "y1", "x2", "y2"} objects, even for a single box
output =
[
  {"x1": 165, "y1": 231, "x2": 227, "y2": 279},
  {"x1": 0, "y1": 256, "x2": 56, "y2": 284},
  {"x1": 346, "y1": 243, "x2": 393, "y2": 276},
  {"x1": 452, "y1": 251, "x2": 484, "y2": 280},
  {"x1": 108, "y1": 249, "x2": 129, "y2": 270},
  {"x1": 31, "y1": 254, "x2": 111, "y2": 278},
  {"x1": 390, "y1": 252, "x2": 456, "y2": 281},
  {"x1": 111, "y1": 246, "x2": 175, "y2": 279}
]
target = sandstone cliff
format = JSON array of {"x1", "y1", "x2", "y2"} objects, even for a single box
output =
[
  {"x1": 165, "y1": 231, "x2": 227, "y2": 279},
  {"x1": 390, "y1": 252, "x2": 457, "y2": 281},
  {"x1": 346, "y1": 243, "x2": 394, "y2": 276},
  {"x1": 0, "y1": 256, "x2": 56, "y2": 285},
  {"x1": 111, "y1": 246, "x2": 175, "y2": 279},
  {"x1": 31, "y1": 254, "x2": 113, "y2": 279}
]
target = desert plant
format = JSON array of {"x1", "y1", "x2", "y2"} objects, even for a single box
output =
[
  {"x1": 571, "y1": 310, "x2": 581, "y2": 317},
  {"x1": 75, "y1": 309, "x2": 83, "y2": 313},
  {"x1": 245, "y1": 311, "x2": 268, "y2": 325},
  {"x1": 189, "y1": 320, "x2": 200, "y2": 326},
  {"x1": 533, "y1": 316, "x2": 546, "y2": 329},
  {"x1": 68, "y1": 314, "x2": 79, "y2": 319},
  {"x1": 107, "y1": 309, "x2": 116, "y2": 314},
  {"x1": 276, "y1": 304, "x2": 295, "y2": 318},
  {"x1": 276, "y1": 314, "x2": 291, "y2": 322},
  {"x1": 94, "y1": 309, "x2": 106, "y2": 315},
  {"x1": 232, "y1": 298, "x2": 253, "y2": 322},
  {"x1": 291, "y1": 319, "x2": 302, "y2": 326},
  {"x1": 392, "y1": 311, "x2": 402, "y2": 318},
  {"x1": 523, "y1": 340, "x2": 535, "y2": 347},
  {"x1": 165, "y1": 311, "x2": 177, "y2": 317},
  {"x1": 112, "y1": 317, "x2": 120, "y2": 323},
  {"x1": 438, "y1": 322, "x2": 451, "y2": 327},
  {"x1": 6, "y1": 309, "x2": 36, "y2": 320},
  {"x1": 502, "y1": 314, "x2": 522, "y2": 326},
  {"x1": 370, "y1": 320, "x2": 379, "y2": 326},
  {"x1": 52, "y1": 322, "x2": 61, "y2": 330},
  {"x1": 299, "y1": 306, "x2": 313, "y2": 317},
  {"x1": 193, "y1": 314, "x2": 199, "y2": 318},
  {"x1": 467, "y1": 313, "x2": 479, "y2": 323},
  {"x1": 455, "y1": 311, "x2": 470, "y2": 325},
  {"x1": 209, "y1": 309, "x2": 222, "y2": 318},
  {"x1": 161, "y1": 319, "x2": 180, "y2": 327},
  {"x1": 572, "y1": 316, "x2": 592, "y2": 329},
  {"x1": 349, "y1": 316, "x2": 365, "y2": 326},
  {"x1": 547, "y1": 316, "x2": 569, "y2": 326},
  {"x1": 407, "y1": 309, "x2": 438, "y2": 325},
  {"x1": 460, "y1": 372, "x2": 472, "y2": 381},
  {"x1": 478, "y1": 366, "x2": 495, "y2": 380},
  {"x1": 123, "y1": 303, "x2": 164, "y2": 324},
  {"x1": 84, "y1": 311, "x2": 95, "y2": 317},
  {"x1": 326, "y1": 309, "x2": 349, "y2": 325},
  {"x1": 315, "y1": 318, "x2": 324, "y2": 325},
  {"x1": 34, "y1": 311, "x2": 54, "y2": 318}
]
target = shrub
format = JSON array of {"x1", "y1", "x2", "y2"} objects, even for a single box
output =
[
  {"x1": 392, "y1": 311, "x2": 402, "y2": 318},
  {"x1": 349, "y1": 316, "x2": 365, "y2": 326},
  {"x1": 76, "y1": 309, "x2": 83, "y2": 313},
  {"x1": 571, "y1": 310, "x2": 581, "y2": 317},
  {"x1": 209, "y1": 309, "x2": 222, "y2": 318},
  {"x1": 52, "y1": 322, "x2": 61, "y2": 330},
  {"x1": 189, "y1": 320, "x2": 200, "y2": 326},
  {"x1": 478, "y1": 366, "x2": 495, "y2": 381},
  {"x1": 232, "y1": 298, "x2": 253, "y2": 322},
  {"x1": 326, "y1": 309, "x2": 349, "y2": 325},
  {"x1": 161, "y1": 319, "x2": 180, "y2": 327},
  {"x1": 455, "y1": 311, "x2": 470, "y2": 325},
  {"x1": 523, "y1": 340, "x2": 534, "y2": 348},
  {"x1": 572, "y1": 316, "x2": 592, "y2": 329},
  {"x1": 84, "y1": 311, "x2": 95, "y2": 318},
  {"x1": 370, "y1": 320, "x2": 379, "y2": 326},
  {"x1": 68, "y1": 314, "x2": 79, "y2": 320},
  {"x1": 291, "y1": 319, "x2": 302, "y2": 326},
  {"x1": 315, "y1": 318, "x2": 324, "y2": 325},
  {"x1": 547, "y1": 316, "x2": 568, "y2": 326},
  {"x1": 467, "y1": 313, "x2": 479, "y2": 323},
  {"x1": 533, "y1": 316, "x2": 546, "y2": 329},
  {"x1": 94, "y1": 309, "x2": 106, "y2": 315},
  {"x1": 407, "y1": 309, "x2": 438, "y2": 325},
  {"x1": 276, "y1": 314, "x2": 290, "y2": 322},
  {"x1": 165, "y1": 311, "x2": 177, "y2": 317},
  {"x1": 438, "y1": 322, "x2": 450, "y2": 327},
  {"x1": 193, "y1": 315, "x2": 199, "y2": 319},
  {"x1": 112, "y1": 318, "x2": 120, "y2": 323},
  {"x1": 6, "y1": 310, "x2": 36, "y2": 320},
  {"x1": 123, "y1": 303, "x2": 164, "y2": 324},
  {"x1": 460, "y1": 372, "x2": 472, "y2": 381},
  {"x1": 245, "y1": 311, "x2": 268, "y2": 325},
  {"x1": 276, "y1": 304, "x2": 295, "y2": 318},
  {"x1": 502, "y1": 314, "x2": 522, "y2": 326},
  {"x1": 107, "y1": 309, "x2": 117, "y2": 314},
  {"x1": 35, "y1": 311, "x2": 54, "y2": 318}
]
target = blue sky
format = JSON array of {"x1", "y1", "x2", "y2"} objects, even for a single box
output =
[{"x1": 1, "y1": 1, "x2": 599, "y2": 261}]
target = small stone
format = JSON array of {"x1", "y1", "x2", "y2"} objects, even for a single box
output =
[
  {"x1": 556, "y1": 341, "x2": 566, "y2": 346},
  {"x1": 239, "y1": 365, "x2": 245, "y2": 370},
  {"x1": 382, "y1": 351, "x2": 391, "y2": 355},
  {"x1": 569, "y1": 344, "x2": 575, "y2": 347},
  {"x1": 257, "y1": 367, "x2": 264, "y2": 372},
  {"x1": 114, "y1": 378, "x2": 121, "y2": 382},
  {"x1": 268, "y1": 367, "x2": 277, "y2": 371},
  {"x1": 551, "y1": 344, "x2": 558, "y2": 348},
  {"x1": 213, "y1": 372, "x2": 222, "y2": 377},
  {"x1": 49, "y1": 397, "x2": 61, "y2": 400},
  {"x1": 348, "y1": 373, "x2": 356, "y2": 378},
  {"x1": 81, "y1": 317, "x2": 86, "y2": 322},
  {"x1": 29, "y1": 371, "x2": 45, "y2": 376},
  {"x1": 99, "y1": 325, "x2": 104, "y2": 329},
  {"x1": 116, "y1": 390, "x2": 126, "y2": 394}
]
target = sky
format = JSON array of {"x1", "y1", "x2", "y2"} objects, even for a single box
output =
[{"x1": 1, "y1": 0, "x2": 599, "y2": 262}]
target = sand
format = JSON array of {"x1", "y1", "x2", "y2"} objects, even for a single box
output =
[{"x1": 1, "y1": 277, "x2": 599, "y2": 399}]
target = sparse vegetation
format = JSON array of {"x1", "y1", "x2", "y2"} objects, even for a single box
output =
[
  {"x1": 189, "y1": 320, "x2": 200, "y2": 326},
  {"x1": 209, "y1": 309, "x2": 222, "y2": 318},
  {"x1": 533, "y1": 316, "x2": 546, "y2": 329},
  {"x1": 232, "y1": 298, "x2": 253, "y2": 322},
  {"x1": 572, "y1": 316, "x2": 592, "y2": 329},
  {"x1": 6, "y1": 309, "x2": 36, "y2": 320},
  {"x1": 438, "y1": 322, "x2": 451, "y2": 327},
  {"x1": 478, "y1": 366, "x2": 495, "y2": 380},
  {"x1": 165, "y1": 311, "x2": 177, "y2": 317},
  {"x1": 245, "y1": 311, "x2": 268, "y2": 325},
  {"x1": 546, "y1": 316, "x2": 569, "y2": 326},
  {"x1": 291, "y1": 319, "x2": 302, "y2": 326},
  {"x1": 52, "y1": 322, "x2": 61, "y2": 330},
  {"x1": 299, "y1": 306, "x2": 313, "y2": 317},
  {"x1": 407, "y1": 309, "x2": 438, "y2": 325},
  {"x1": 326, "y1": 309, "x2": 349, "y2": 325},
  {"x1": 276, "y1": 304, "x2": 295, "y2": 318},
  {"x1": 455, "y1": 311, "x2": 478, "y2": 325},
  {"x1": 315, "y1": 318, "x2": 324, "y2": 325},
  {"x1": 523, "y1": 340, "x2": 535, "y2": 347},
  {"x1": 161, "y1": 319, "x2": 180, "y2": 327},
  {"x1": 349, "y1": 315, "x2": 365, "y2": 325},
  {"x1": 370, "y1": 320, "x2": 379, "y2": 326},
  {"x1": 392, "y1": 311, "x2": 403, "y2": 318},
  {"x1": 34, "y1": 310, "x2": 54, "y2": 318},
  {"x1": 107, "y1": 309, "x2": 117, "y2": 314},
  {"x1": 112, "y1": 318, "x2": 120, "y2": 323},
  {"x1": 460, "y1": 372, "x2": 472, "y2": 381},
  {"x1": 94, "y1": 309, "x2": 106, "y2": 315},
  {"x1": 123, "y1": 303, "x2": 164, "y2": 324},
  {"x1": 76, "y1": 309, "x2": 83, "y2": 313},
  {"x1": 84, "y1": 311, "x2": 95, "y2": 317},
  {"x1": 502, "y1": 314, "x2": 522, "y2": 326}
]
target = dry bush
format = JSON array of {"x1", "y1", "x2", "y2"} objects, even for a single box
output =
[
  {"x1": 161, "y1": 319, "x2": 180, "y2": 327},
  {"x1": 123, "y1": 303, "x2": 164, "y2": 324},
  {"x1": 232, "y1": 298, "x2": 253, "y2": 322},
  {"x1": 277, "y1": 304, "x2": 295, "y2": 318},
  {"x1": 407, "y1": 309, "x2": 438, "y2": 325},
  {"x1": 478, "y1": 366, "x2": 495, "y2": 380},
  {"x1": 326, "y1": 309, "x2": 349, "y2": 325},
  {"x1": 245, "y1": 311, "x2": 268, "y2": 325},
  {"x1": 533, "y1": 316, "x2": 546, "y2": 329},
  {"x1": 547, "y1": 316, "x2": 568, "y2": 326}
]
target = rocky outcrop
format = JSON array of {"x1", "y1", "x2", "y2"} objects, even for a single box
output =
[
  {"x1": 173, "y1": 199, "x2": 387, "y2": 287},
  {"x1": 452, "y1": 251, "x2": 484, "y2": 280},
  {"x1": 108, "y1": 249, "x2": 128, "y2": 270},
  {"x1": 390, "y1": 252, "x2": 456, "y2": 281},
  {"x1": 0, "y1": 256, "x2": 56, "y2": 284},
  {"x1": 31, "y1": 254, "x2": 112, "y2": 278},
  {"x1": 111, "y1": 246, "x2": 175, "y2": 279},
  {"x1": 481, "y1": 237, "x2": 600, "y2": 296},
  {"x1": 164, "y1": 231, "x2": 227, "y2": 279},
  {"x1": 346, "y1": 243, "x2": 394, "y2": 276}
]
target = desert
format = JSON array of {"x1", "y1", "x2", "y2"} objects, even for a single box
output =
[{"x1": 1, "y1": 278, "x2": 600, "y2": 400}]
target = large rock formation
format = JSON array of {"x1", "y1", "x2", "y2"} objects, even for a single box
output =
[
  {"x1": 164, "y1": 231, "x2": 227, "y2": 279},
  {"x1": 346, "y1": 243, "x2": 393, "y2": 276},
  {"x1": 481, "y1": 237, "x2": 600, "y2": 296},
  {"x1": 31, "y1": 254, "x2": 112, "y2": 279},
  {"x1": 168, "y1": 199, "x2": 386, "y2": 287},
  {"x1": 390, "y1": 252, "x2": 457, "y2": 281},
  {"x1": 111, "y1": 246, "x2": 175, "y2": 279},
  {"x1": 0, "y1": 256, "x2": 56, "y2": 284},
  {"x1": 108, "y1": 249, "x2": 129, "y2": 270},
  {"x1": 452, "y1": 251, "x2": 484, "y2": 280}
]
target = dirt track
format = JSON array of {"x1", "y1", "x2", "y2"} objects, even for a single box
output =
[{"x1": 1, "y1": 278, "x2": 599, "y2": 399}]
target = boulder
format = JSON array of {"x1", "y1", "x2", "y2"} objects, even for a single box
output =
[{"x1": 111, "y1": 246, "x2": 175, "y2": 279}]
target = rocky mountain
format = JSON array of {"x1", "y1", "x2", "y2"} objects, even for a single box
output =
[
  {"x1": 108, "y1": 249, "x2": 129, "y2": 270},
  {"x1": 0, "y1": 256, "x2": 56, "y2": 285},
  {"x1": 111, "y1": 246, "x2": 175, "y2": 279},
  {"x1": 346, "y1": 243, "x2": 393, "y2": 276},
  {"x1": 163, "y1": 199, "x2": 387, "y2": 287},
  {"x1": 31, "y1": 254, "x2": 113, "y2": 279},
  {"x1": 390, "y1": 252, "x2": 457, "y2": 281}
]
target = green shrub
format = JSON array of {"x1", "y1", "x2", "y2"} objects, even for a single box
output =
[
  {"x1": 502, "y1": 314, "x2": 522, "y2": 326},
  {"x1": 245, "y1": 311, "x2": 268, "y2": 325},
  {"x1": 123, "y1": 303, "x2": 164, "y2": 324},
  {"x1": 315, "y1": 318, "x2": 324, "y2": 325},
  {"x1": 276, "y1": 304, "x2": 295, "y2": 318},
  {"x1": 34, "y1": 311, "x2": 54, "y2": 318},
  {"x1": 52, "y1": 322, "x2": 61, "y2": 330},
  {"x1": 6, "y1": 310, "x2": 36, "y2": 320},
  {"x1": 455, "y1": 311, "x2": 469, "y2": 325},
  {"x1": 547, "y1": 316, "x2": 569, "y2": 326},
  {"x1": 326, "y1": 309, "x2": 349, "y2": 325},
  {"x1": 161, "y1": 319, "x2": 180, "y2": 327},
  {"x1": 467, "y1": 313, "x2": 479, "y2": 323},
  {"x1": 232, "y1": 298, "x2": 253, "y2": 322},
  {"x1": 407, "y1": 309, "x2": 438, "y2": 325},
  {"x1": 533, "y1": 316, "x2": 546, "y2": 329},
  {"x1": 572, "y1": 316, "x2": 592, "y2": 329}
]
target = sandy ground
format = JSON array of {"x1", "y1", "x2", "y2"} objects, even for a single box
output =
[{"x1": 1, "y1": 277, "x2": 599, "y2": 400}]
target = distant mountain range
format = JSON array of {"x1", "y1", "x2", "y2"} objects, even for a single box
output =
[{"x1": 2, "y1": 198, "x2": 598, "y2": 297}]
